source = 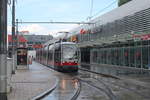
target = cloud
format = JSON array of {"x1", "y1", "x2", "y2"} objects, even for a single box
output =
[
  {"x1": 19, "y1": 24, "x2": 79, "y2": 37},
  {"x1": 20, "y1": 24, "x2": 45, "y2": 34}
]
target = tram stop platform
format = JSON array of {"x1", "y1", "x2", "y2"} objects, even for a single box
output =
[{"x1": 7, "y1": 61, "x2": 58, "y2": 100}]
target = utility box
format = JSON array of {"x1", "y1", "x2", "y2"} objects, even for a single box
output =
[{"x1": 7, "y1": 57, "x2": 12, "y2": 93}]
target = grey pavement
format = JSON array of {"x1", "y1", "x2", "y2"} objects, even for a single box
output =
[{"x1": 7, "y1": 62, "x2": 57, "y2": 100}]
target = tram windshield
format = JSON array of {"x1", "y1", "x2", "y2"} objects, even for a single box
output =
[{"x1": 62, "y1": 44, "x2": 78, "y2": 60}]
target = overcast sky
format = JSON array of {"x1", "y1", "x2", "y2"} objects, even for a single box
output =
[{"x1": 8, "y1": 0, "x2": 118, "y2": 37}]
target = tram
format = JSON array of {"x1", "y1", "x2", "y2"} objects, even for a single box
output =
[{"x1": 36, "y1": 39, "x2": 80, "y2": 72}]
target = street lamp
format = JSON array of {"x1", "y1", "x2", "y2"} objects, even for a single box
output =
[{"x1": 12, "y1": 0, "x2": 16, "y2": 74}]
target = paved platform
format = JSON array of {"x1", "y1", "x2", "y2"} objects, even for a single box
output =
[{"x1": 7, "y1": 62, "x2": 58, "y2": 100}]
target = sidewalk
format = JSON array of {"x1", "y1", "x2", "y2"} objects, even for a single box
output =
[{"x1": 7, "y1": 62, "x2": 58, "y2": 100}]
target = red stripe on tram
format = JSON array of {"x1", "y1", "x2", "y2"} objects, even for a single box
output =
[{"x1": 54, "y1": 62, "x2": 78, "y2": 66}]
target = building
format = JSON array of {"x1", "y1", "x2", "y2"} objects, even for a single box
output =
[
  {"x1": 68, "y1": 0, "x2": 150, "y2": 75},
  {"x1": 8, "y1": 34, "x2": 53, "y2": 58},
  {"x1": 8, "y1": 35, "x2": 28, "y2": 57},
  {"x1": 24, "y1": 35, "x2": 53, "y2": 59},
  {"x1": 24, "y1": 35, "x2": 53, "y2": 50}
]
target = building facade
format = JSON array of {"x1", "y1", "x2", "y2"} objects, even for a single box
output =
[
  {"x1": 8, "y1": 35, "x2": 28, "y2": 57},
  {"x1": 24, "y1": 35, "x2": 53, "y2": 50},
  {"x1": 69, "y1": 0, "x2": 150, "y2": 75}
]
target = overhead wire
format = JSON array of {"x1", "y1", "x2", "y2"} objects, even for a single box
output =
[
  {"x1": 90, "y1": 0, "x2": 94, "y2": 16},
  {"x1": 90, "y1": 0, "x2": 118, "y2": 19},
  {"x1": 8, "y1": 0, "x2": 17, "y2": 14}
]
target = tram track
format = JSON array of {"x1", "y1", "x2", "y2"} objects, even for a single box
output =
[
  {"x1": 40, "y1": 70, "x2": 81, "y2": 100},
  {"x1": 36, "y1": 62, "x2": 150, "y2": 100},
  {"x1": 74, "y1": 71, "x2": 118, "y2": 100},
  {"x1": 78, "y1": 68, "x2": 150, "y2": 100},
  {"x1": 70, "y1": 79, "x2": 81, "y2": 100},
  {"x1": 77, "y1": 78, "x2": 118, "y2": 100}
]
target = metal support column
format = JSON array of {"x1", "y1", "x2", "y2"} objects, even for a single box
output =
[
  {"x1": 16, "y1": 19, "x2": 19, "y2": 48},
  {"x1": 0, "y1": 0, "x2": 8, "y2": 99},
  {"x1": 16, "y1": 19, "x2": 19, "y2": 68},
  {"x1": 12, "y1": 0, "x2": 16, "y2": 74}
]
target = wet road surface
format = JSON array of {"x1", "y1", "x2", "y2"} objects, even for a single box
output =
[
  {"x1": 42, "y1": 71, "x2": 79, "y2": 100},
  {"x1": 76, "y1": 69, "x2": 150, "y2": 100},
  {"x1": 41, "y1": 65, "x2": 150, "y2": 100}
]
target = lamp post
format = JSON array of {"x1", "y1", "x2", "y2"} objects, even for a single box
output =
[
  {"x1": 12, "y1": 0, "x2": 16, "y2": 74},
  {"x1": 0, "y1": 0, "x2": 8, "y2": 99},
  {"x1": 16, "y1": 19, "x2": 19, "y2": 48}
]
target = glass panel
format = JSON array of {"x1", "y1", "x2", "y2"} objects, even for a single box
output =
[
  {"x1": 103, "y1": 50, "x2": 107, "y2": 64},
  {"x1": 148, "y1": 46, "x2": 150, "y2": 69},
  {"x1": 92, "y1": 50, "x2": 98, "y2": 63},
  {"x1": 111, "y1": 48, "x2": 115, "y2": 65},
  {"x1": 62, "y1": 44, "x2": 78, "y2": 60},
  {"x1": 124, "y1": 48, "x2": 129, "y2": 66},
  {"x1": 107, "y1": 49, "x2": 111, "y2": 64},
  {"x1": 97, "y1": 49, "x2": 101, "y2": 64},
  {"x1": 114, "y1": 48, "x2": 119, "y2": 65},
  {"x1": 118, "y1": 48, "x2": 122, "y2": 66},
  {"x1": 120, "y1": 47, "x2": 124, "y2": 66},
  {"x1": 135, "y1": 47, "x2": 141, "y2": 68},
  {"x1": 99, "y1": 49, "x2": 102, "y2": 64},
  {"x1": 142, "y1": 46, "x2": 148, "y2": 69},
  {"x1": 129, "y1": 47, "x2": 135, "y2": 67},
  {"x1": 101, "y1": 49, "x2": 104, "y2": 64}
]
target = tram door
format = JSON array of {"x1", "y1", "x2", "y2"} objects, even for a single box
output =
[{"x1": 17, "y1": 48, "x2": 28, "y2": 65}]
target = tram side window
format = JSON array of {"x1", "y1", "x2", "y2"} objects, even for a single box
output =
[
  {"x1": 54, "y1": 51, "x2": 61, "y2": 62},
  {"x1": 54, "y1": 46, "x2": 61, "y2": 63},
  {"x1": 43, "y1": 50, "x2": 45, "y2": 60},
  {"x1": 48, "y1": 51, "x2": 53, "y2": 61},
  {"x1": 40, "y1": 50, "x2": 42, "y2": 61}
]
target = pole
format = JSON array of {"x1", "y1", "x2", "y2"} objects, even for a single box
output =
[
  {"x1": 16, "y1": 19, "x2": 19, "y2": 67},
  {"x1": 16, "y1": 19, "x2": 19, "y2": 48},
  {"x1": 12, "y1": 0, "x2": 16, "y2": 74},
  {"x1": 0, "y1": 0, "x2": 8, "y2": 99}
]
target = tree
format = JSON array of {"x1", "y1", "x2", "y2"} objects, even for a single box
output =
[{"x1": 118, "y1": 0, "x2": 132, "y2": 6}]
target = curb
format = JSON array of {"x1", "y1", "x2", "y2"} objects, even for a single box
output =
[
  {"x1": 31, "y1": 78, "x2": 58, "y2": 100},
  {"x1": 79, "y1": 68, "x2": 120, "y2": 79}
]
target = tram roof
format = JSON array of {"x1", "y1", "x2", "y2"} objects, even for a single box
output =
[
  {"x1": 60, "y1": 42, "x2": 76, "y2": 45},
  {"x1": 44, "y1": 38, "x2": 76, "y2": 46}
]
